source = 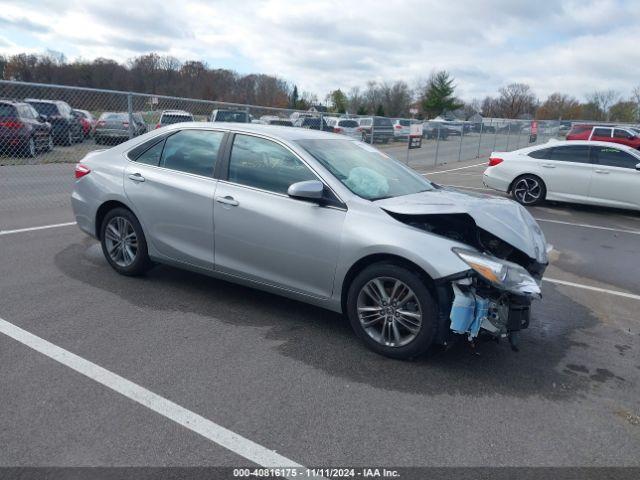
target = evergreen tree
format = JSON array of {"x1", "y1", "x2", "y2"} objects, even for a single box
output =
[
  {"x1": 290, "y1": 85, "x2": 299, "y2": 109},
  {"x1": 421, "y1": 71, "x2": 462, "y2": 118},
  {"x1": 375, "y1": 104, "x2": 385, "y2": 116}
]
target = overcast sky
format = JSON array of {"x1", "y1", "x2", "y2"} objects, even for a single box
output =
[{"x1": 1, "y1": 0, "x2": 640, "y2": 101}]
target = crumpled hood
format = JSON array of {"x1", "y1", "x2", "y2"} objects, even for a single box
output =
[{"x1": 375, "y1": 187, "x2": 548, "y2": 263}]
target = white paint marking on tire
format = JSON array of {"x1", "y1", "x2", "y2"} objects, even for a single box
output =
[
  {"x1": 0, "y1": 222, "x2": 77, "y2": 236},
  {"x1": 0, "y1": 318, "x2": 306, "y2": 475}
]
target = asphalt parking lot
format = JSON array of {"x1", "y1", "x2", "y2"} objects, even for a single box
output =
[{"x1": 1, "y1": 155, "x2": 639, "y2": 474}]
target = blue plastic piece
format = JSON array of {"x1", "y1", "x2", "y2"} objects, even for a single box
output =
[{"x1": 449, "y1": 285, "x2": 489, "y2": 338}]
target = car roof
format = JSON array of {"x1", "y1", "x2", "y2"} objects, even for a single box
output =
[
  {"x1": 524, "y1": 139, "x2": 639, "y2": 153},
  {"x1": 24, "y1": 98, "x2": 62, "y2": 105},
  {"x1": 158, "y1": 121, "x2": 346, "y2": 141},
  {"x1": 0, "y1": 99, "x2": 25, "y2": 107},
  {"x1": 161, "y1": 110, "x2": 192, "y2": 115}
]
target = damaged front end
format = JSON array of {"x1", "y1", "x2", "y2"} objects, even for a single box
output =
[{"x1": 383, "y1": 209, "x2": 547, "y2": 350}]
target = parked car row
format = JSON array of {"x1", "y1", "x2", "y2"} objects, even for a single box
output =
[{"x1": 566, "y1": 124, "x2": 640, "y2": 149}]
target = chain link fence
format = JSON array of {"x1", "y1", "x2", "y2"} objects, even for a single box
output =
[{"x1": 0, "y1": 79, "x2": 607, "y2": 229}]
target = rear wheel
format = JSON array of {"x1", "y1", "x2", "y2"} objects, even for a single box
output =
[
  {"x1": 347, "y1": 263, "x2": 437, "y2": 360},
  {"x1": 23, "y1": 137, "x2": 36, "y2": 158},
  {"x1": 45, "y1": 134, "x2": 54, "y2": 151},
  {"x1": 63, "y1": 128, "x2": 73, "y2": 146},
  {"x1": 512, "y1": 174, "x2": 546, "y2": 206},
  {"x1": 100, "y1": 208, "x2": 152, "y2": 276}
]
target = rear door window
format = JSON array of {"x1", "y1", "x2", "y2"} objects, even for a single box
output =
[
  {"x1": 160, "y1": 129, "x2": 225, "y2": 177},
  {"x1": 135, "y1": 140, "x2": 165, "y2": 166},
  {"x1": 374, "y1": 117, "x2": 392, "y2": 127},
  {"x1": 547, "y1": 145, "x2": 591, "y2": 163},
  {"x1": 593, "y1": 146, "x2": 639, "y2": 169},
  {"x1": 592, "y1": 128, "x2": 611, "y2": 138}
]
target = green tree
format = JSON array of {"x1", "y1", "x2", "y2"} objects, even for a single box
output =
[
  {"x1": 327, "y1": 89, "x2": 348, "y2": 113},
  {"x1": 357, "y1": 105, "x2": 368, "y2": 115},
  {"x1": 375, "y1": 104, "x2": 385, "y2": 116},
  {"x1": 608, "y1": 101, "x2": 636, "y2": 123},
  {"x1": 290, "y1": 85, "x2": 299, "y2": 109},
  {"x1": 421, "y1": 71, "x2": 462, "y2": 118}
]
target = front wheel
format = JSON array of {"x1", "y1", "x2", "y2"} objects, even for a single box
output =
[
  {"x1": 23, "y1": 137, "x2": 36, "y2": 158},
  {"x1": 100, "y1": 208, "x2": 152, "y2": 276},
  {"x1": 347, "y1": 263, "x2": 437, "y2": 359},
  {"x1": 511, "y1": 174, "x2": 546, "y2": 206}
]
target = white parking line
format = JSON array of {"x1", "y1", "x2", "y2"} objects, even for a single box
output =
[
  {"x1": 544, "y1": 278, "x2": 640, "y2": 301},
  {"x1": 442, "y1": 185, "x2": 492, "y2": 191},
  {"x1": 421, "y1": 162, "x2": 487, "y2": 175},
  {"x1": 0, "y1": 222, "x2": 77, "y2": 236},
  {"x1": 533, "y1": 218, "x2": 640, "y2": 236},
  {"x1": 0, "y1": 317, "x2": 305, "y2": 474}
]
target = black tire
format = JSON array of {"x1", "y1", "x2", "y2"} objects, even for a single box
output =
[
  {"x1": 346, "y1": 263, "x2": 437, "y2": 360},
  {"x1": 63, "y1": 128, "x2": 73, "y2": 146},
  {"x1": 23, "y1": 137, "x2": 36, "y2": 158},
  {"x1": 511, "y1": 174, "x2": 546, "y2": 206},
  {"x1": 45, "y1": 134, "x2": 54, "y2": 152},
  {"x1": 361, "y1": 132, "x2": 367, "y2": 142},
  {"x1": 100, "y1": 207, "x2": 152, "y2": 276}
]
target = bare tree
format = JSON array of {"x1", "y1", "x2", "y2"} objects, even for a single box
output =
[
  {"x1": 496, "y1": 83, "x2": 538, "y2": 118},
  {"x1": 536, "y1": 93, "x2": 582, "y2": 120},
  {"x1": 585, "y1": 90, "x2": 619, "y2": 121}
]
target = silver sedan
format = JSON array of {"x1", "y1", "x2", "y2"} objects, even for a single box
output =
[{"x1": 72, "y1": 123, "x2": 548, "y2": 359}]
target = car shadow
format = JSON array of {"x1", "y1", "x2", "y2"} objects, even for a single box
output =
[{"x1": 54, "y1": 238, "x2": 603, "y2": 400}]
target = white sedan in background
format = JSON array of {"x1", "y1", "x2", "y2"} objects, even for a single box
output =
[{"x1": 483, "y1": 140, "x2": 640, "y2": 211}]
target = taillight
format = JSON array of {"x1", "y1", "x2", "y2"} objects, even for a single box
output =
[
  {"x1": 395, "y1": 125, "x2": 402, "y2": 129},
  {"x1": 334, "y1": 127, "x2": 343, "y2": 133},
  {"x1": 155, "y1": 123, "x2": 161, "y2": 129},
  {"x1": 96, "y1": 120, "x2": 106, "y2": 127},
  {"x1": 357, "y1": 127, "x2": 363, "y2": 132},
  {"x1": 122, "y1": 121, "x2": 129, "y2": 127},
  {"x1": 0, "y1": 120, "x2": 23, "y2": 129},
  {"x1": 75, "y1": 164, "x2": 91, "y2": 179},
  {"x1": 488, "y1": 157, "x2": 503, "y2": 167}
]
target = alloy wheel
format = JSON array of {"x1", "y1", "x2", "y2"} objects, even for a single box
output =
[
  {"x1": 513, "y1": 177, "x2": 542, "y2": 205},
  {"x1": 104, "y1": 216, "x2": 138, "y2": 267},
  {"x1": 356, "y1": 277, "x2": 422, "y2": 347}
]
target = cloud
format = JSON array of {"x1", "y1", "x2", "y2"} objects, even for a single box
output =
[{"x1": 1, "y1": 0, "x2": 639, "y2": 101}]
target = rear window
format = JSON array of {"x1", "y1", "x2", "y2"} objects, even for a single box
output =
[
  {"x1": 161, "y1": 114, "x2": 193, "y2": 124},
  {"x1": 568, "y1": 125, "x2": 591, "y2": 135},
  {"x1": 398, "y1": 120, "x2": 410, "y2": 126},
  {"x1": 0, "y1": 104, "x2": 18, "y2": 118},
  {"x1": 269, "y1": 120, "x2": 293, "y2": 126},
  {"x1": 214, "y1": 111, "x2": 248, "y2": 122},
  {"x1": 338, "y1": 120, "x2": 359, "y2": 128},
  {"x1": 374, "y1": 117, "x2": 392, "y2": 127},
  {"x1": 100, "y1": 113, "x2": 127, "y2": 120},
  {"x1": 27, "y1": 102, "x2": 59, "y2": 117}
]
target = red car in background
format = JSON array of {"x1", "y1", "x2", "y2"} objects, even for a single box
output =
[
  {"x1": 566, "y1": 124, "x2": 640, "y2": 149},
  {"x1": 73, "y1": 109, "x2": 95, "y2": 138}
]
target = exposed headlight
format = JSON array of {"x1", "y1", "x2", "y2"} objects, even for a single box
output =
[{"x1": 452, "y1": 248, "x2": 541, "y2": 298}]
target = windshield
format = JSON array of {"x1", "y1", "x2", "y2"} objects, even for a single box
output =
[{"x1": 296, "y1": 139, "x2": 434, "y2": 201}]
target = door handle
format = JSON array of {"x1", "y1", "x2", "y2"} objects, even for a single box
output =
[
  {"x1": 216, "y1": 195, "x2": 239, "y2": 206},
  {"x1": 542, "y1": 164, "x2": 555, "y2": 168},
  {"x1": 128, "y1": 173, "x2": 145, "y2": 182},
  {"x1": 594, "y1": 169, "x2": 610, "y2": 174}
]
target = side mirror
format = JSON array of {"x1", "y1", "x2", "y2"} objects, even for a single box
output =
[
  {"x1": 38, "y1": 114, "x2": 47, "y2": 122},
  {"x1": 635, "y1": 163, "x2": 640, "y2": 171},
  {"x1": 287, "y1": 180, "x2": 325, "y2": 201}
]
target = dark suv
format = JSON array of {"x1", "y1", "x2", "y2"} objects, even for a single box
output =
[
  {"x1": 0, "y1": 100, "x2": 53, "y2": 157},
  {"x1": 25, "y1": 99, "x2": 84, "y2": 146},
  {"x1": 358, "y1": 116, "x2": 394, "y2": 143}
]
